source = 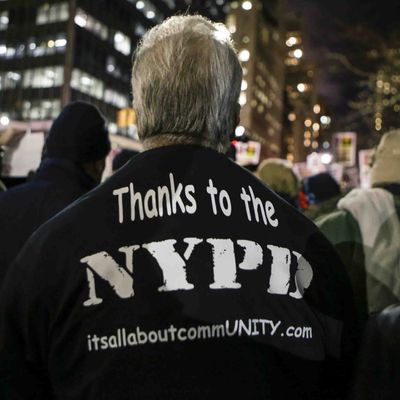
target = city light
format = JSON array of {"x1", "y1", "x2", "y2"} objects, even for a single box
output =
[
  {"x1": 47, "y1": 40, "x2": 55, "y2": 48},
  {"x1": 239, "y1": 92, "x2": 247, "y2": 106},
  {"x1": 321, "y1": 153, "x2": 333, "y2": 164},
  {"x1": 288, "y1": 113, "x2": 296, "y2": 122},
  {"x1": 235, "y1": 125, "x2": 245, "y2": 137},
  {"x1": 297, "y1": 83, "x2": 306, "y2": 92},
  {"x1": 55, "y1": 39, "x2": 67, "y2": 47},
  {"x1": 108, "y1": 122, "x2": 118, "y2": 135},
  {"x1": 304, "y1": 139, "x2": 311, "y2": 147},
  {"x1": 29, "y1": 42, "x2": 36, "y2": 50},
  {"x1": 312, "y1": 123, "x2": 320, "y2": 131},
  {"x1": 312, "y1": 141, "x2": 319, "y2": 149},
  {"x1": 81, "y1": 76, "x2": 92, "y2": 86},
  {"x1": 313, "y1": 104, "x2": 321, "y2": 114},
  {"x1": 0, "y1": 15, "x2": 9, "y2": 25},
  {"x1": 242, "y1": 1, "x2": 253, "y2": 11},
  {"x1": 304, "y1": 118, "x2": 312, "y2": 127},
  {"x1": 238, "y1": 49, "x2": 250, "y2": 62},
  {"x1": 241, "y1": 80, "x2": 248, "y2": 91},
  {"x1": 287, "y1": 153, "x2": 294, "y2": 162},
  {"x1": 293, "y1": 49, "x2": 303, "y2": 59},
  {"x1": 320, "y1": 115, "x2": 331, "y2": 125},
  {"x1": 74, "y1": 14, "x2": 87, "y2": 27},
  {"x1": 0, "y1": 115, "x2": 10, "y2": 126},
  {"x1": 146, "y1": 11, "x2": 155, "y2": 19},
  {"x1": 323, "y1": 141, "x2": 330, "y2": 150},
  {"x1": 0, "y1": 45, "x2": 6, "y2": 55},
  {"x1": 286, "y1": 36, "x2": 298, "y2": 47},
  {"x1": 136, "y1": 1, "x2": 145, "y2": 10}
]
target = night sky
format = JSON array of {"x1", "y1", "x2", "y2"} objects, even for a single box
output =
[{"x1": 285, "y1": 0, "x2": 400, "y2": 135}]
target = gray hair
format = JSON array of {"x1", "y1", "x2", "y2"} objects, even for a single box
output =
[{"x1": 132, "y1": 15, "x2": 242, "y2": 152}]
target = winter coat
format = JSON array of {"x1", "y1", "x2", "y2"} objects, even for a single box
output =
[
  {"x1": 0, "y1": 157, "x2": 97, "y2": 284},
  {"x1": 351, "y1": 303, "x2": 400, "y2": 400},
  {"x1": 316, "y1": 185, "x2": 400, "y2": 322},
  {"x1": 0, "y1": 145, "x2": 358, "y2": 399}
]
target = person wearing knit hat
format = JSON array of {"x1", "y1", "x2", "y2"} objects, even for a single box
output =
[
  {"x1": 0, "y1": 101, "x2": 110, "y2": 283},
  {"x1": 256, "y1": 158, "x2": 299, "y2": 207},
  {"x1": 317, "y1": 129, "x2": 400, "y2": 322}
]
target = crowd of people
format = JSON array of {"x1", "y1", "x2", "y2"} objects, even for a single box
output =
[{"x1": 0, "y1": 14, "x2": 399, "y2": 399}]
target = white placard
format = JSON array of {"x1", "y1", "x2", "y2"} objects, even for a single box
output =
[
  {"x1": 2, "y1": 131, "x2": 45, "y2": 177},
  {"x1": 234, "y1": 140, "x2": 261, "y2": 166}
]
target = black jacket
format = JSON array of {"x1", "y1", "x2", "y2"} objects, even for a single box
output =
[
  {"x1": 352, "y1": 303, "x2": 400, "y2": 400},
  {"x1": 0, "y1": 157, "x2": 96, "y2": 283},
  {"x1": 0, "y1": 145, "x2": 358, "y2": 399}
]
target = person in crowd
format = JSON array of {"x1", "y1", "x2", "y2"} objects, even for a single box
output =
[
  {"x1": 317, "y1": 129, "x2": 400, "y2": 322},
  {"x1": 0, "y1": 101, "x2": 110, "y2": 284},
  {"x1": 256, "y1": 158, "x2": 300, "y2": 208},
  {"x1": 0, "y1": 16, "x2": 357, "y2": 399},
  {"x1": 351, "y1": 303, "x2": 400, "y2": 400},
  {"x1": 302, "y1": 172, "x2": 342, "y2": 220}
]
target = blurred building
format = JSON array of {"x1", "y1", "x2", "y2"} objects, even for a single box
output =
[
  {"x1": 281, "y1": 14, "x2": 331, "y2": 163},
  {"x1": 0, "y1": 0, "x2": 228, "y2": 135},
  {"x1": 226, "y1": 0, "x2": 285, "y2": 160}
]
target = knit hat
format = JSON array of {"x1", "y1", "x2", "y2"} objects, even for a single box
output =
[
  {"x1": 303, "y1": 172, "x2": 340, "y2": 204},
  {"x1": 256, "y1": 158, "x2": 299, "y2": 198},
  {"x1": 45, "y1": 101, "x2": 110, "y2": 163},
  {"x1": 370, "y1": 129, "x2": 400, "y2": 187}
]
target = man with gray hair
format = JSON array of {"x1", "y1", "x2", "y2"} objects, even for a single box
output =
[{"x1": 0, "y1": 16, "x2": 357, "y2": 399}]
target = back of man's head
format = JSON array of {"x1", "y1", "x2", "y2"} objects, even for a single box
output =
[
  {"x1": 132, "y1": 15, "x2": 243, "y2": 152},
  {"x1": 370, "y1": 129, "x2": 400, "y2": 187},
  {"x1": 44, "y1": 101, "x2": 110, "y2": 164}
]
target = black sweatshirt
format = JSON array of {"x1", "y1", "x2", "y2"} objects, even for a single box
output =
[{"x1": 0, "y1": 145, "x2": 358, "y2": 399}]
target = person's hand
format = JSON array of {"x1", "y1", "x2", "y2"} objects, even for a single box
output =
[{"x1": 0, "y1": 127, "x2": 26, "y2": 147}]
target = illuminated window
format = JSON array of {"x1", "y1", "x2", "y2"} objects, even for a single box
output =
[
  {"x1": 36, "y1": 2, "x2": 69, "y2": 25},
  {"x1": 114, "y1": 31, "x2": 131, "y2": 56},
  {"x1": 0, "y1": 11, "x2": 8, "y2": 31},
  {"x1": 23, "y1": 66, "x2": 64, "y2": 89},
  {"x1": 104, "y1": 88, "x2": 129, "y2": 108},
  {"x1": 22, "y1": 99, "x2": 61, "y2": 120},
  {"x1": 134, "y1": 1, "x2": 162, "y2": 22},
  {"x1": 23, "y1": 34, "x2": 67, "y2": 58},
  {"x1": 71, "y1": 69, "x2": 104, "y2": 100},
  {"x1": 0, "y1": 71, "x2": 21, "y2": 90},
  {"x1": 75, "y1": 9, "x2": 108, "y2": 40}
]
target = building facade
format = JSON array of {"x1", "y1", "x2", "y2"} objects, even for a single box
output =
[
  {"x1": 227, "y1": 0, "x2": 285, "y2": 161},
  {"x1": 0, "y1": 0, "x2": 228, "y2": 133}
]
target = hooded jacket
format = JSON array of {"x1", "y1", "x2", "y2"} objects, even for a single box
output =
[
  {"x1": 0, "y1": 158, "x2": 97, "y2": 283},
  {"x1": 316, "y1": 185, "x2": 400, "y2": 321}
]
